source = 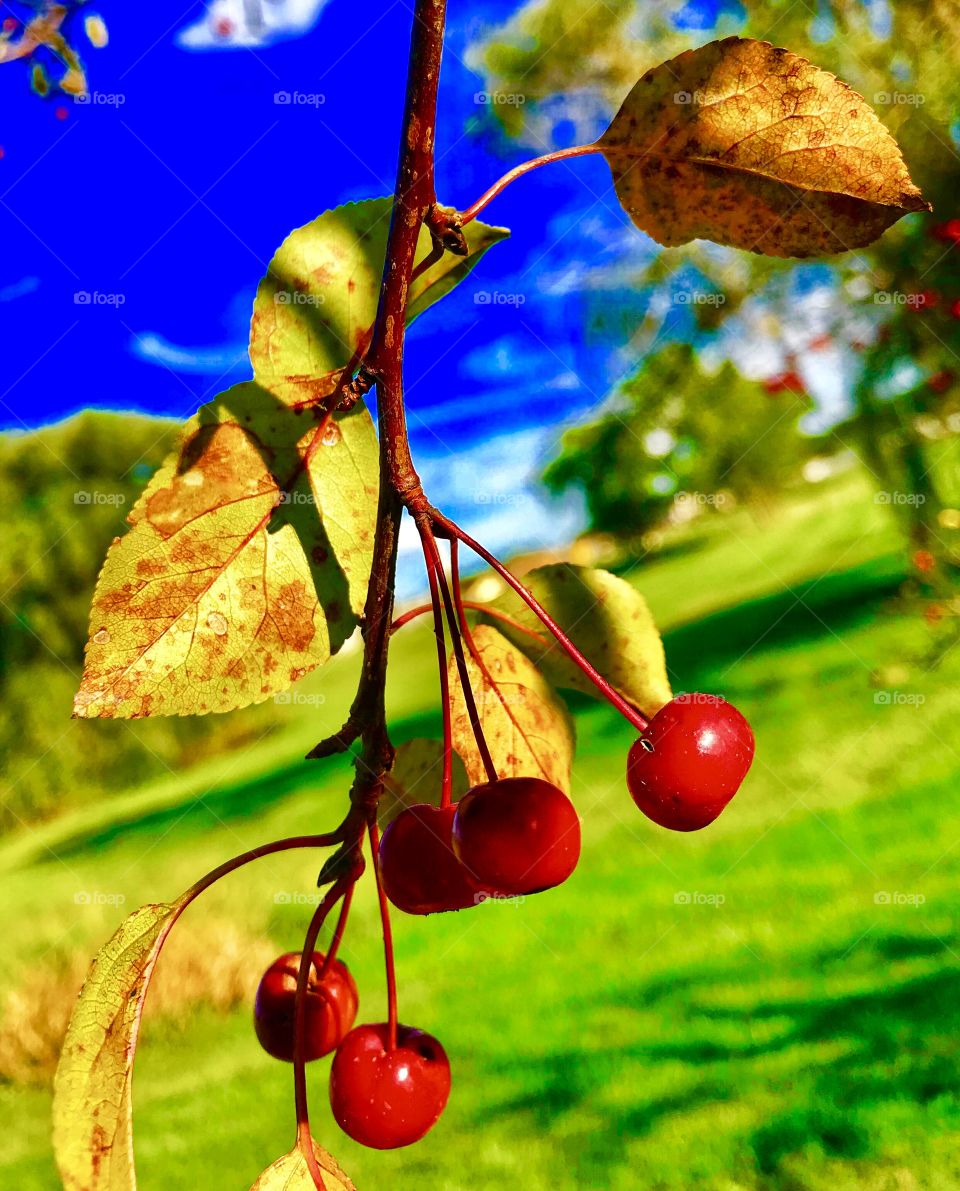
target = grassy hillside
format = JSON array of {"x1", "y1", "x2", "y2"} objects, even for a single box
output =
[{"x1": 4, "y1": 471, "x2": 958, "y2": 1189}]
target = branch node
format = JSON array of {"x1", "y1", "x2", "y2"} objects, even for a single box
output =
[{"x1": 426, "y1": 203, "x2": 468, "y2": 256}]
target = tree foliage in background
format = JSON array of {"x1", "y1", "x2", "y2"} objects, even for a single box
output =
[{"x1": 544, "y1": 344, "x2": 816, "y2": 542}]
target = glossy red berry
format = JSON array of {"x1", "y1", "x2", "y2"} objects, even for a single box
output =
[
  {"x1": 379, "y1": 803, "x2": 487, "y2": 915},
  {"x1": 330, "y1": 1023, "x2": 450, "y2": 1149},
  {"x1": 931, "y1": 219, "x2": 960, "y2": 244},
  {"x1": 452, "y1": 776, "x2": 580, "y2": 895},
  {"x1": 627, "y1": 694, "x2": 755, "y2": 831},
  {"x1": 254, "y1": 951, "x2": 358, "y2": 1063}
]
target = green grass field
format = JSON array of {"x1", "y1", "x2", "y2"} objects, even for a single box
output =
[{"x1": 4, "y1": 472, "x2": 960, "y2": 1190}]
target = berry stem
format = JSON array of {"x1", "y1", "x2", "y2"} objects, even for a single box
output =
[
  {"x1": 391, "y1": 599, "x2": 548, "y2": 645},
  {"x1": 435, "y1": 513, "x2": 649, "y2": 732},
  {"x1": 368, "y1": 820, "x2": 399, "y2": 1050},
  {"x1": 418, "y1": 521, "x2": 454, "y2": 808},
  {"x1": 294, "y1": 879, "x2": 349, "y2": 1190},
  {"x1": 317, "y1": 881, "x2": 355, "y2": 980},
  {"x1": 420, "y1": 518, "x2": 499, "y2": 782},
  {"x1": 460, "y1": 144, "x2": 603, "y2": 225}
]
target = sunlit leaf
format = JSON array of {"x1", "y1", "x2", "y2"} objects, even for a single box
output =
[
  {"x1": 73, "y1": 391, "x2": 377, "y2": 718},
  {"x1": 250, "y1": 199, "x2": 509, "y2": 403},
  {"x1": 485, "y1": 564, "x2": 672, "y2": 715},
  {"x1": 599, "y1": 36, "x2": 929, "y2": 258},
  {"x1": 84, "y1": 14, "x2": 109, "y2": 49},
  {"x1": 380, "y1": 738, "x2": 470, "y2": 827},
  {"x1": 448, "y1": 625, "x2": 574, "y2": 791},
  {"x1": 249, "y1": 1142, "x2": 356, "y2": 1191},
  {"x1": 53, "y1": 898, "x2": 189, "y2": 1191}
]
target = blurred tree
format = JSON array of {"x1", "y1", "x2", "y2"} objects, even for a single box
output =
[
  {"x1": 475, "y1": 0, "x2": 960, "y2": 624},
  {"x1": 544, "y1": 343, "x2": 817, "y2": 544}
]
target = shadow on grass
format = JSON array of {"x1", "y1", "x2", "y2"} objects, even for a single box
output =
[{"x1": 478, "y1": 928, "x2": 960, "y2": 1183}]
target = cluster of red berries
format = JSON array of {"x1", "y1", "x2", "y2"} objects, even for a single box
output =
[{"x1": 253, "y1": 693, "x2": 754, "y2": 1149}]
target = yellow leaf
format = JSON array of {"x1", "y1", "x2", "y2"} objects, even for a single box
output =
[
  {"x1": 599, "y1": 37, "x2": 929, "y2": 258},
  {"x1": 448, "y1": 625, "x2": 574, "y2": 792},
  {"x1": 53, "y1": 898, "x2": 189, "y2": 1191},
  {"x1": 379, "y1": 738, "x2": 470, "y2": 827},
  {"x1": 249, "y1": 1142, "x2": 356, "y2": 1191},
  {"x1": 486, "y1": 564, "x2": 672, "y2": 716},
  {"x1": 85, "y1": 14, "x2": 109, "y2": 49},
  {"x1": 73, "y1": 389, "x2": 377, "y2": 718}
]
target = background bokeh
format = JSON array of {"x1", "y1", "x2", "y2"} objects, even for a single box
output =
[{"x1": 2, "y1": 1, "x2": 960, "y2": 1188}]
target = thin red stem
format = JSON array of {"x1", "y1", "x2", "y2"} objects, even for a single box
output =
[
  {"x1": 420, "y1": 521, "x2": 499, "y2": 782},
  {"x1": 368, "y1": 821, "x2": 398, "y2": 1050},
  {"x1": 436, "y1": 514, "x2": 649, "y2": 732},
  {"x1": 294, "y1": 880, "x2": 349, "y2": 1190},
  {"x1": 391, "y1": 600, "x2": 546, "y2": 644},
  {"x1": 461, "y1": 144, "x2": 603, "y2": 225},
  {"x1": 317, "y1": 882, "x2": 355, "y2": 980},
  {"x1": 418, "y1": 522, "x2": 454, "y2": 807}
]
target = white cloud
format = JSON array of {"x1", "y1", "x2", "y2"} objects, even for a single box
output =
[
  {"x1": 130, "y1": 332, "x2": 249, "y2": 375},
  {"x1": 178, "y1": 0, "x2": 330, "y2": 51}
]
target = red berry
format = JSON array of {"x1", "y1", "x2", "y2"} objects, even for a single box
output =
[
  {"x1": 951, "y1": 300, "x2": 960, "y2": 320},
  {"x1": 2, "y1": 17, "x2": 16, "y2": 33},
  {"x1": 254, "y1": 951, "x2": 358, "y2": 1063},
  {"x1": 627, "y1": 694, "x2": 755, "y2": 831},
  {"x1": 929, "y1": 370, "x2": 955, "y2": 394},
  {"x1": 55, "y1": 106, "x2": 69, "y2": 121},
  {"x1": 913, "y1": 290, "x2": 939, "y2": 311},
  {"x1": 931, "y1": 219, "x2": 960, "y2": 244},
  {"x1": 214, "y1": 15, "x2": 234, "y2": 36},
  {"x1": 452, "y1": 777, "x2": 580, "y2": 895},
  {"x1": 913, "y1": 549, "x2": 936, "y2": 574},
  {"x1": 380, "y1": 803, "x2": 488, "y2": 915},
  {"x1": 762, "y1": 371, "x2": 804, "y2": 395},
  {"x1": 330, "y1": 1023, "x2": 450, "y2": 1149}
]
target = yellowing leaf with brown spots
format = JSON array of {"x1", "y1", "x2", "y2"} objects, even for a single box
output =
[
  {"x1": 53, "y1": 897, "x2": 190, "y2": 1191},
  {"x1": 250, "y1": 198, "x2": 509, "y2": 404},
  {"x1": 249, "y1": 1142, "x2": 356, "y2": 1191},
  {"x1": 73, "y1": 389, "x2": 377, "y2": 718},
  {"x1": 448, "y1": 625, "x2": 574, "y2": 792},
  {"x1": 379, "y1": 738, "x2": 471, "y2": 828},
  {"x1": 484, "y1": 565, "x2": 672, "y2": 718},
  {"x1": 75, "y1": 200, "x2": 509, "y2": 719},
  {"x1": 599, "y1": 37, "x2": 929, "y2": 258}
]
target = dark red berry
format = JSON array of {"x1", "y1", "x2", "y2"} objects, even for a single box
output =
[
  {"x1": 452, "y1": 776, "x2": 580, "y2": 895},
  {"x1": 254, "y1": 951, "x2": 358, "y2": 1063},
  {"x1": 931, "y1": 219, "x2": 960, "y2": 244},
  {"x1": 379, "y1": 803, "x2": 488, "y2": 915},
  {"x1": 330, "y1": 1023, "x2": 450, "y2": 1149},
  {"x1": 929, "y1": 369, "x2": 955, "y2": 394},
  {"x1": 762, "y1": 371, "x2": 805, "y2": 395},
  {"x1": 627, "y1": 694, "x2": 755, "y2": 831}
]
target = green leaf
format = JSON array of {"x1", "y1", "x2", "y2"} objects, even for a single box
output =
[
  {"x1": 448, "y1": 625, "x2": 575, "y2": 792},
  {"x1": 599, "y1": 37, "x2": 928, "y2": 258},
  {"x1": 249, "y1": 1143, "x2": 356, "y2": 1191},
  {"x1": 73, "y1": 390, "x2": 377, "y2": 718},
  {"x1": 484, "y1": 564, "x2": 672, "y2": 716},
  {"x1": 380, "y1": 738, "x2": 471, "y2": 827},
  {"x1": 53, "y1": 897, "x2": 190, "y2": 1191},
  {"x1": 250, "y1": 199, "x2": 509, "y2": 402}
]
